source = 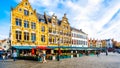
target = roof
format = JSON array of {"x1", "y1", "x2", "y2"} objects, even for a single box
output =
[
  {"x1": 58, "y1": 20, "x2": 62, "y2": 25},
  {"x1": 71, "y1": 27, "x2": 87, "y2": 35},
  {"x1": 0, "y1": 39, "x2": 7, "y2": 43},
  {"x1": 36, "y1": 13, "x2": 48, "y2": 24},
  {"x1": 36, "y1": 13, "x2": 68, "y2": 26},
  {"x1": 37, "y1": 13, "x2": 44, "y2": 20}
]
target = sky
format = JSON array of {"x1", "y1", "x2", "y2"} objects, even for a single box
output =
[{"x1": 0, "y1": 0, "x2": 120, "y2": 42}]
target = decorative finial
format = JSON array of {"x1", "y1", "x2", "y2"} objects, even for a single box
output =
[{"x1": 64, "y1": 13, "x2": 66, "y2": 17}]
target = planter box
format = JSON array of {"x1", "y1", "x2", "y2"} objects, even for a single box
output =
[
  {"x1": 79, "y1": 54, "x2": 83, "y2": 57},
  {"x1": 17, "y1": 56, "x2": 38, "y2": 61}
]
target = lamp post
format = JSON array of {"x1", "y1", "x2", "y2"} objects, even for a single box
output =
[{"x1": 57, "y1": 38, "x2": 60, "y2": 61}]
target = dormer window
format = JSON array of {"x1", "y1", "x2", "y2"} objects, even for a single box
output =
[
  {"x1": 25, "y1": 3, "x2": 28, "y2": 6},
  {"x1": 19, "y1": 8, "x2": 22, "y2": 12},
  {"x1": 24, "y1": 9, "x2": 29, "y2": 16}
]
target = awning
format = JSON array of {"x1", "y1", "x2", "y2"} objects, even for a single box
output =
[
  {"x1": 86, "y1": 48, "x2": 93, "y2": 50},
  {"x1": 48, "y1": 46, "x2": 70, "y2": 50},
  {"x1": 71, "y1": 48, "x2": 86, "y2": 50},
  {"x1": 54, "y1": 48, "x2": 68, "y2": 50},
  {"x1": 12, "y1": 46, "x2": 36, "y2": 49},
  {"x1": 36, "y1": 46, "x2": 50, "y2": 50}
]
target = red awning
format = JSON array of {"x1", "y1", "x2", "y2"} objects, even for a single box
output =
[{"x1": 36, "y1": 46, "x2": 50, "y2": 50}]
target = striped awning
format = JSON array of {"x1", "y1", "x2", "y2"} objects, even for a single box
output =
[{"x1": 12, "y1": 46, "x2": 36, "y2": 49}]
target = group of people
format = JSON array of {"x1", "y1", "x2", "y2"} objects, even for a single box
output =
[
  {"x1": 1, "y1": 50, "x2": 47, "y2": 63},
  {"x1": 2, "y1": 50, "x2": 17, "y2": 61},
  {"x1": 2, "y1": 51, "x2": 11, "y2": 61},
  {"x1": 96, "y1": 50, "x2": 109, "y2": 57}
]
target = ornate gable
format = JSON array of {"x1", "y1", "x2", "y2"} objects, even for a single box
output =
[
  {"x1": 12, "y1": 0, "x2": 37, "y2": 20},
  {"x1": 51, "y1": 13, "x2": 58, "y2": 25},
  {"x1": 61, "y1": 13, "x2": 69, "y2": 25},
  {"x1": 60, "y1": 13, "x2": 70, "y2": 30}
]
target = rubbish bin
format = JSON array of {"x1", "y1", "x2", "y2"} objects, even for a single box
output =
[
  {"x1": 79, "y1": 54, "x2": 83, "y2": 57},
  {"x1": 38, "y1": 57, "x2": 42, "y2": 62}
]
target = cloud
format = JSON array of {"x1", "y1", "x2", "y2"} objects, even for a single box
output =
[
  {"x1": 14, "y1": 0, "x2": 120, "y2": 41},
  {"x1": 0, "y1": 10, "x2": 10, "y2": 40},
  {"x1": 96, "y1": 9, "x2": 120, "y2": 41},
  {"x1": 0, "y1": 20, "x2": 10, "y2": 40}
]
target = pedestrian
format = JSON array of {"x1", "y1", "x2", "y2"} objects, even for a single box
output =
[
  {"x1": 7, "y1": 52, "x2": 11, "y2": 59},
  {"x1": 106, "y1": 51, "x2": 108, "y2": 56},
  {"x1": 42, "y1": 53, "x2": 47, "y2": 63},
  {"x1": 96, "y1": 51, "x2": 99, "y2": 57},
  {"x1": 12, "y1": 50, "x2": 17, "y2": 61},
  {"x1": 2, "y1": 52, "x2": 6, "y2": 62}
]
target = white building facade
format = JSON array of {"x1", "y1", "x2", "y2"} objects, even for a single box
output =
[
  {"x1": 106, "y1": 39, "x2": 113, "y2": 48},
  {"x1": 71, "y1": 27, "x2": 88, "y2": 47}
]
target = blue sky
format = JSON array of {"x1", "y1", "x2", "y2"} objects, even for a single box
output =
[
  {"x1": 0, "y1": 0, "x2": 17, "y2": 39},
  {"x1": 0, "y1": 0, "x2": 120, "y2": 41}
]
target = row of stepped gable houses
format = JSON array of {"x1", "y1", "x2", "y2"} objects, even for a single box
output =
[{"x1": 0, "y1": 0, "x2": 120, "y2": 60}]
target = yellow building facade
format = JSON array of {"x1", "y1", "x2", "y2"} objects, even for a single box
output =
[
  {"x1": 11, "y1": 0, "x2": 71, "y2": 49},
  {"x1": 11, "y1": 0, "x2": 40, "y2": 46},
  {"x1": 47, "y1": 14, "x2": 71, "y2": 47}
]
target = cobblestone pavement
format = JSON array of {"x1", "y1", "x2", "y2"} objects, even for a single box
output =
[{"x1": 0, "y1": 53, "x2": 120, "y2": 68}]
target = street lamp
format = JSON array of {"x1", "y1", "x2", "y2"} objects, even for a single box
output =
[{"x1": 57, "y1": 38, "x2": 60, "y2": 61}]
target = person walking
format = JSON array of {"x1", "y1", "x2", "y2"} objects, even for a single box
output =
[
  {"x1": 12, "y1": 50, "x2": 17, "y2": 61},
  {"x1": 2, "y1": 52, "x2": 6, "y2": 62},
  {"x1": 7, "y1": 52, "x2": 11, "y2": 59},
  {"x1": 106, "y1": 50, "x2": 108, "y2": 56},
  {"x1": 42, "y1": 53, "x2": 47, "y2": 63},
  {"x1": 96, "y1": 51, "x2": 99, "y2": 57}
]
